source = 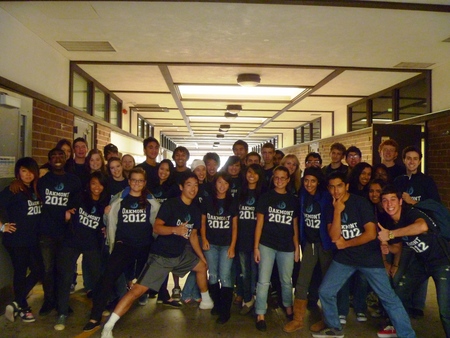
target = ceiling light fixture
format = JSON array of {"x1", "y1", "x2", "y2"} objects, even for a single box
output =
[
  {"x1": 219, "y1": 124, "x2": 230, "y2": 132},
  {"x1": 217, "y1": 134, "x2": 225, "y2": 138},
  {"x1": 237, "y1": 73, "x2": 261, "y2": 87}
]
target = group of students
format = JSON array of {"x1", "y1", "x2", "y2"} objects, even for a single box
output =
[{"x1": 1, "y1": 136, "x2": 449, "y2": 338}]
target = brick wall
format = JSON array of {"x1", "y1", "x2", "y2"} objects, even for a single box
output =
[
  {"x1": 32, "y1": 100, "x2": 74, "y2": 166},
  {"x1": 427, "y1": 115, "x2": 450, "y2": 208},
  {"x1": 95, "y1": 124, "x2": 111, "y2": 154},
  {"x1": 282, "y1": 128, "x2": 373, "y2": 171}
]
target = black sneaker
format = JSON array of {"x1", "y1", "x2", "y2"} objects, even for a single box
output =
[
  {"x1": 19, "y1": 307, "x2": 36, "y2": 323},
  {"x1": 39, "y1": 301, "x2": 55, "y2": 316},
  {"x1": 83, "y1": 320, "x2": 101, "y2": 332},
  {"x1": 256, "y1": 319, "x2": 267, "y2": 332},
  {"x1": 162, "y1": 299, "x2": 182, "y2": 308},
  {"x1": 311, "y1": 327, "x2": 344, "y2": 338}
]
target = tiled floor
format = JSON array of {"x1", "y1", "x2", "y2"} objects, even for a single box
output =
[{"x1": 0, "y1": 276, "x2": 445, "y2": 338}]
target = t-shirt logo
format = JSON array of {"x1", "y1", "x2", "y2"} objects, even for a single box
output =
[
  {"x1": 218, "y1": 207, "x2": 224, "y2": 215},
  {"x1": 184, "y1": 214, "x2": 191, "y2": 222},
  {"x1": 341, "y1": 212, "x2": 348, "y2": 223},
  {"x1": 204, "y1": 191, "x2": 209, "y2": 197},
  {"x1": 306, "y1": 204, "x2": 314, "y2": 213},
  {"x1": 154, "y1": 191, "x2": 163, "y2": 198},
  {"x1": 277, "y1": 201, "x2": 287, "y2": 210},
  {"x1": 130, "y1": 202, "x2": 139, "y2": 209},
  {"x1": 247, "y1": 196, "x2": 256, "y2": 206},
  {"x1": 407, "y1": 186, "x2": 414, "y2": 195},
  {"x1": 55, "y1": 182, "x2": 65, "y2": 191},
  {"x1": 91, "y1": 206, "x2": 97, "y2": 214}
]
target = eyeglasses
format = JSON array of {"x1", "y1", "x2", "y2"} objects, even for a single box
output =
[
  {"x1": 273, "y1": 176, "x2": 288, "y2": 182},
  {"x1": 130, "y1": 179, "x2": 145, "y2": 184},
  {"x1": 347, "y1": 154, "x2": 360, "y2": 159},
  {"x1": 306, "y1": 160, "x2": 321, "y2": 165}
]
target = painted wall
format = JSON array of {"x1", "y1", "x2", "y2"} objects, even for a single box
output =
[{"x1": 432, "y1": 61, "x2": 450, "y2": 112}]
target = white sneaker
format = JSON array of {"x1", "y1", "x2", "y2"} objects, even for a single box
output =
[
  {"x1": 101, "y1": 328, "x2": 114, "y2": 338},
  {"x1": 339, "y1": 315, "x2": 347, "y2": 325},
  {"x1": 5, "y1": 302, "x2": 19, "y2": 322},
  {"x1": 199, "y1": 297, "x2": 214, "y2": 310},
  {"x1": 356, "y1": 313, "x2": 367, "y2": 322}
]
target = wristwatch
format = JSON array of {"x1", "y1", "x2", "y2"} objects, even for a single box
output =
[{"x1": 388, "y1": 231, "x2": 395, "y2": 240}]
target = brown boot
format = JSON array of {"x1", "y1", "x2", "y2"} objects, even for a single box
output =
[
  {"x1": 310, "y1": 319, "x2": 325, "y2": 332},
  {"x1": 283, "y1": 299, "x2": 307, "y2": 333}
]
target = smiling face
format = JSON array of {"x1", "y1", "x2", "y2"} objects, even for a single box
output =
[
  {"x1": 273, "y1": 169, "x2": 290, "y2": 192},
  {"x1": 109, "y1": 160, "x2": 123, "y2": 180},
  {"x1": 303, "y1": 175, "x2": 319, "y2": 195},
  {"x1": 121, "y1": 155, "x2": 135, "y2": 171},
  {"x1": 359, "y1": 167, "x2": 372, "y2": 187},
  {"x1": 284, "y1": 158, "x2": 298, "y2": 175},
  {"x1": 215, "y1": 176, "x2": 230, "y2": 197},
  {"x1": 380, "y1": 145, "x2": 398, "y2": 163},
  {"x1": 180, "y1": 177, "x2": 199, "y2": 201},
  {"x1": 368, "y1": 183, "x2": 383, "y2": 205},
  {"x1": 194, "y1": 165, "x2": 206, "y2": 183},
  {"x1": 174, "y1": 150, "x2": 188, "y2": 168},
  {"x1": 89, "y1": 154, "x2": 103, "y2": 172},
  {"x1": 381, "y1": 193, "x2": 402, "y2": 221},
  {"x1": 246, "y1": 167, "x2": 260, "y2": 188},
  {"x1": 403, "y1": 150, "x2": 421, "y2": 175},
  {"x1": 90, "y1": 177, "x2": 105, "y2": 200},
  {"x1": 49, "y1": 150, "x2": 66, "y2": 171},
  {"x1": 233, "y1": 144, "x2": 247, "y2": 160},
  {"x1": 144, "y1": 141, "x2": 160, "y2": 161},
  {"x1": 19, "y1": 166, "x2": 35, "y2": 186},
  {"x1": 129, "y1": 172, "x2": 146, "y2": 195},
  {"x1": 60, "y1": 144, "x2": 72, "y2": 160},
  {"x1": 158, "y1": 162, "x2": 171, "y2": 183},
  {"x1": 227, "y1": 162, "x2": 241, "y2": 177},
  {"x1": 74, "y1": 141, "x2": 88, "y2": 159},
  {"x1": 205, "y1": 159, "x2": 218, "y2": 177}
]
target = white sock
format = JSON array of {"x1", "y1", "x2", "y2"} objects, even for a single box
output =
[
  {"x1": 104, "y1": 312, "x2": 120, "y2": 331},
  {"x1": 201, "y1": 291, "x2": 212, "y2": 302}
]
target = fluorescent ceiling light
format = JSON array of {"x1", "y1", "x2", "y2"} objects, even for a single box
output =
[
  {"x1": 361, "y1": 118, "x2": 392, "y2": 122},
  {"x1": 178, "y1": 85, "x2": 306, "y2": 101},
  {"x1": 189, "y1": 116, "x2": 267, "y2": 123}
]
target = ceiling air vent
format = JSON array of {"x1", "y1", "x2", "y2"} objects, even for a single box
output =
[
  {"x1": 57, "y1": 41, "x2": 116, "y2": 52},
  {"x1": 393, "y1": 62, "x2": 434, "y2": 69}
]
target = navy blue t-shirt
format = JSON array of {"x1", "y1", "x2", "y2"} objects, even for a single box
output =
[
  {"x1": 37, "y1": 171, "x2": 82, "y2": 238},
  {"x1": 256, "y1": 190, "x2": 299, "y2": 252},
  {"x1": 0, "y1": 185, "x2": 41, "y2": 247},
  {"x1": 333, "y1": 194, "x2": 382, "y2": 268},
  {"x1": 237, "y1": 189, "x2": 259, "y2": 252},
  {"x1": 303, "y1": 194, "x2": 322, "y2": 244},
  {"x1": 151, "y1": 197, "x2": 201, "y2": 258},
  {"x1": 151, "y1": 183, "x2": 180, "y2": 205},
  {"x1": 115, "y1": 195, "x2": 153, "y2": 248},
  {"x1": 202, "y1": 197, "x2": 238, "y2": 246}
]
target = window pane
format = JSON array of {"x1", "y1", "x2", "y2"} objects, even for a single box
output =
[
  {"x1": 72, "y1": 73, "x2": 88, "y2": 112},
  {"x1": 350, "y1": 102, "x2": 367, "y2": 131},
  {"x1": 312, "y1": 118, "x2": 321, "y2": 140},
  {"x1": 372, "y1": 94, "x2": 392, "y2": 124},
  {"x1": 399, "y1": 78, "x2": 427, "y2": 120},
  {"x1": 94, "y1": 87, "x2": 106, "y2": 119},
  {"x1": 110, "y1": 98, "x2": 119, "y2": 125}
]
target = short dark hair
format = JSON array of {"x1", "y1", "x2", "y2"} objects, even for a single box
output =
[
  {"x1": 143, "y1": 137, "x2": 160, "y2": 149},
  {"x1": 233, "y1": 140, "x2": 248, "y2": 152},
  {"x1": 330, "y1": 142, "x2": 346, "y2": 154},
  {"x1": 104, "y1": 143, "x2": 119, "y2": 157},
  {"x1": 246, "y1": 151, "x2": 261, "y2": 161},
  {"x1": 48, "y1": 147, "x2": 65, "y2": 160},
  {"x1": 179, "y1": 172, "x2": 198, "y2": 186},
  {"x1": 262, "y1": 143, "x2": 275, "y2": 151},
  {"x1": 73, "y1": 137, "x2": 88, "y2": 148},
  {"x1": 346, "y1": 146, "x2": 362, "y2": 158},
  {"x1": 275, "y1": 150, "x2": 285, "y2": 157},
  {"x1": 381, "y1": 184, "x2": 402, "y2": 199},
  {"x1": 203, "y1": 152, "x2": 220, "y2": 166},
  {"x1": 303, "y1": 166, "x2": 325, "y2": 185},
  {"x1": 402, "y1": 145, "x2": 422, "y2": 160},
  {"x1": 327, "y1": 171, "x2": 348, "y2": 184},
  {"x1": 305, "y1": 152, "x2": 322, "y2": 165},
  {"x1": 172, "y1": 146, "x2": 190, "y2": 160}
]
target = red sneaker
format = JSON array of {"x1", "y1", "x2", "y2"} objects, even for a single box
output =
[{"x1": 377, "y1": 325, "x2": 397, "y2": 338}]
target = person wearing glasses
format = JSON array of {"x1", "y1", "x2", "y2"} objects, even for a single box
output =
[
  {"x1": 304, "y1": 152, "x2": 323, "y2": 170},
  {"x1": 83, "y1": 167, "x2": 160, "y2": 332},
  {"x1": 254, "y1": 166, "x2": 300, "y2": 332},
  {"x1": 345, "y1": 146, "x2": 362, "y2": 173}
]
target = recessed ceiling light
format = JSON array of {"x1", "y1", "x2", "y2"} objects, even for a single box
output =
[
  {"x1": 237, "y1": 73, "x2": 261, "y2": 87},
  {"x1": 190, "y1": 116, "x2": 267, "y2": 123}
]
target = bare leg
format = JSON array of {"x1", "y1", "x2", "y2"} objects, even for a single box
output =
[
  {"x1": 193, "y1": 261, "x2": 208, "y2": 292},
  {"x1": 113, "y1": 284, "x2": 149, "y2": 317}
]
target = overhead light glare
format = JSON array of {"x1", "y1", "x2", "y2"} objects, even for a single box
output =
[
  {"x1": 226, "y1": 105, "x2": 242, "y2": 114},
  {"x1": 217, "y1": 134, "x2": 225, "y2": 138},
  {"x1": 190, "y1": 116, "x2": 267, "y2": 123}
]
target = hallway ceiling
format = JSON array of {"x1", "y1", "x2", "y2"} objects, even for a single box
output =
[{"x1": 1, "y1": 1, "x2": 450, "y2": 156}]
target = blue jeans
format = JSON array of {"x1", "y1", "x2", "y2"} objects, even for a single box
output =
[
  {"x1": 255, "y1": 244, "x2": 294, "y2": 315},
  {"x1": 337, "y1": 272, "x2": 368, "y2": 316},
  {"x1": 239, "y1": 250, "x2": 258, "y2": 303},
  {"x1": 319, "y1": 260, "x2": 415, "y2": 338},
  {"x1": 395, "y1": 262, "x2": 450, "y2": 337},
  {"x1": 181, "y1": 271, "x2": 201, "y2": 301},
  {"x1": 203, "y1": 244, "x2": 233, "y2": 288}
]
